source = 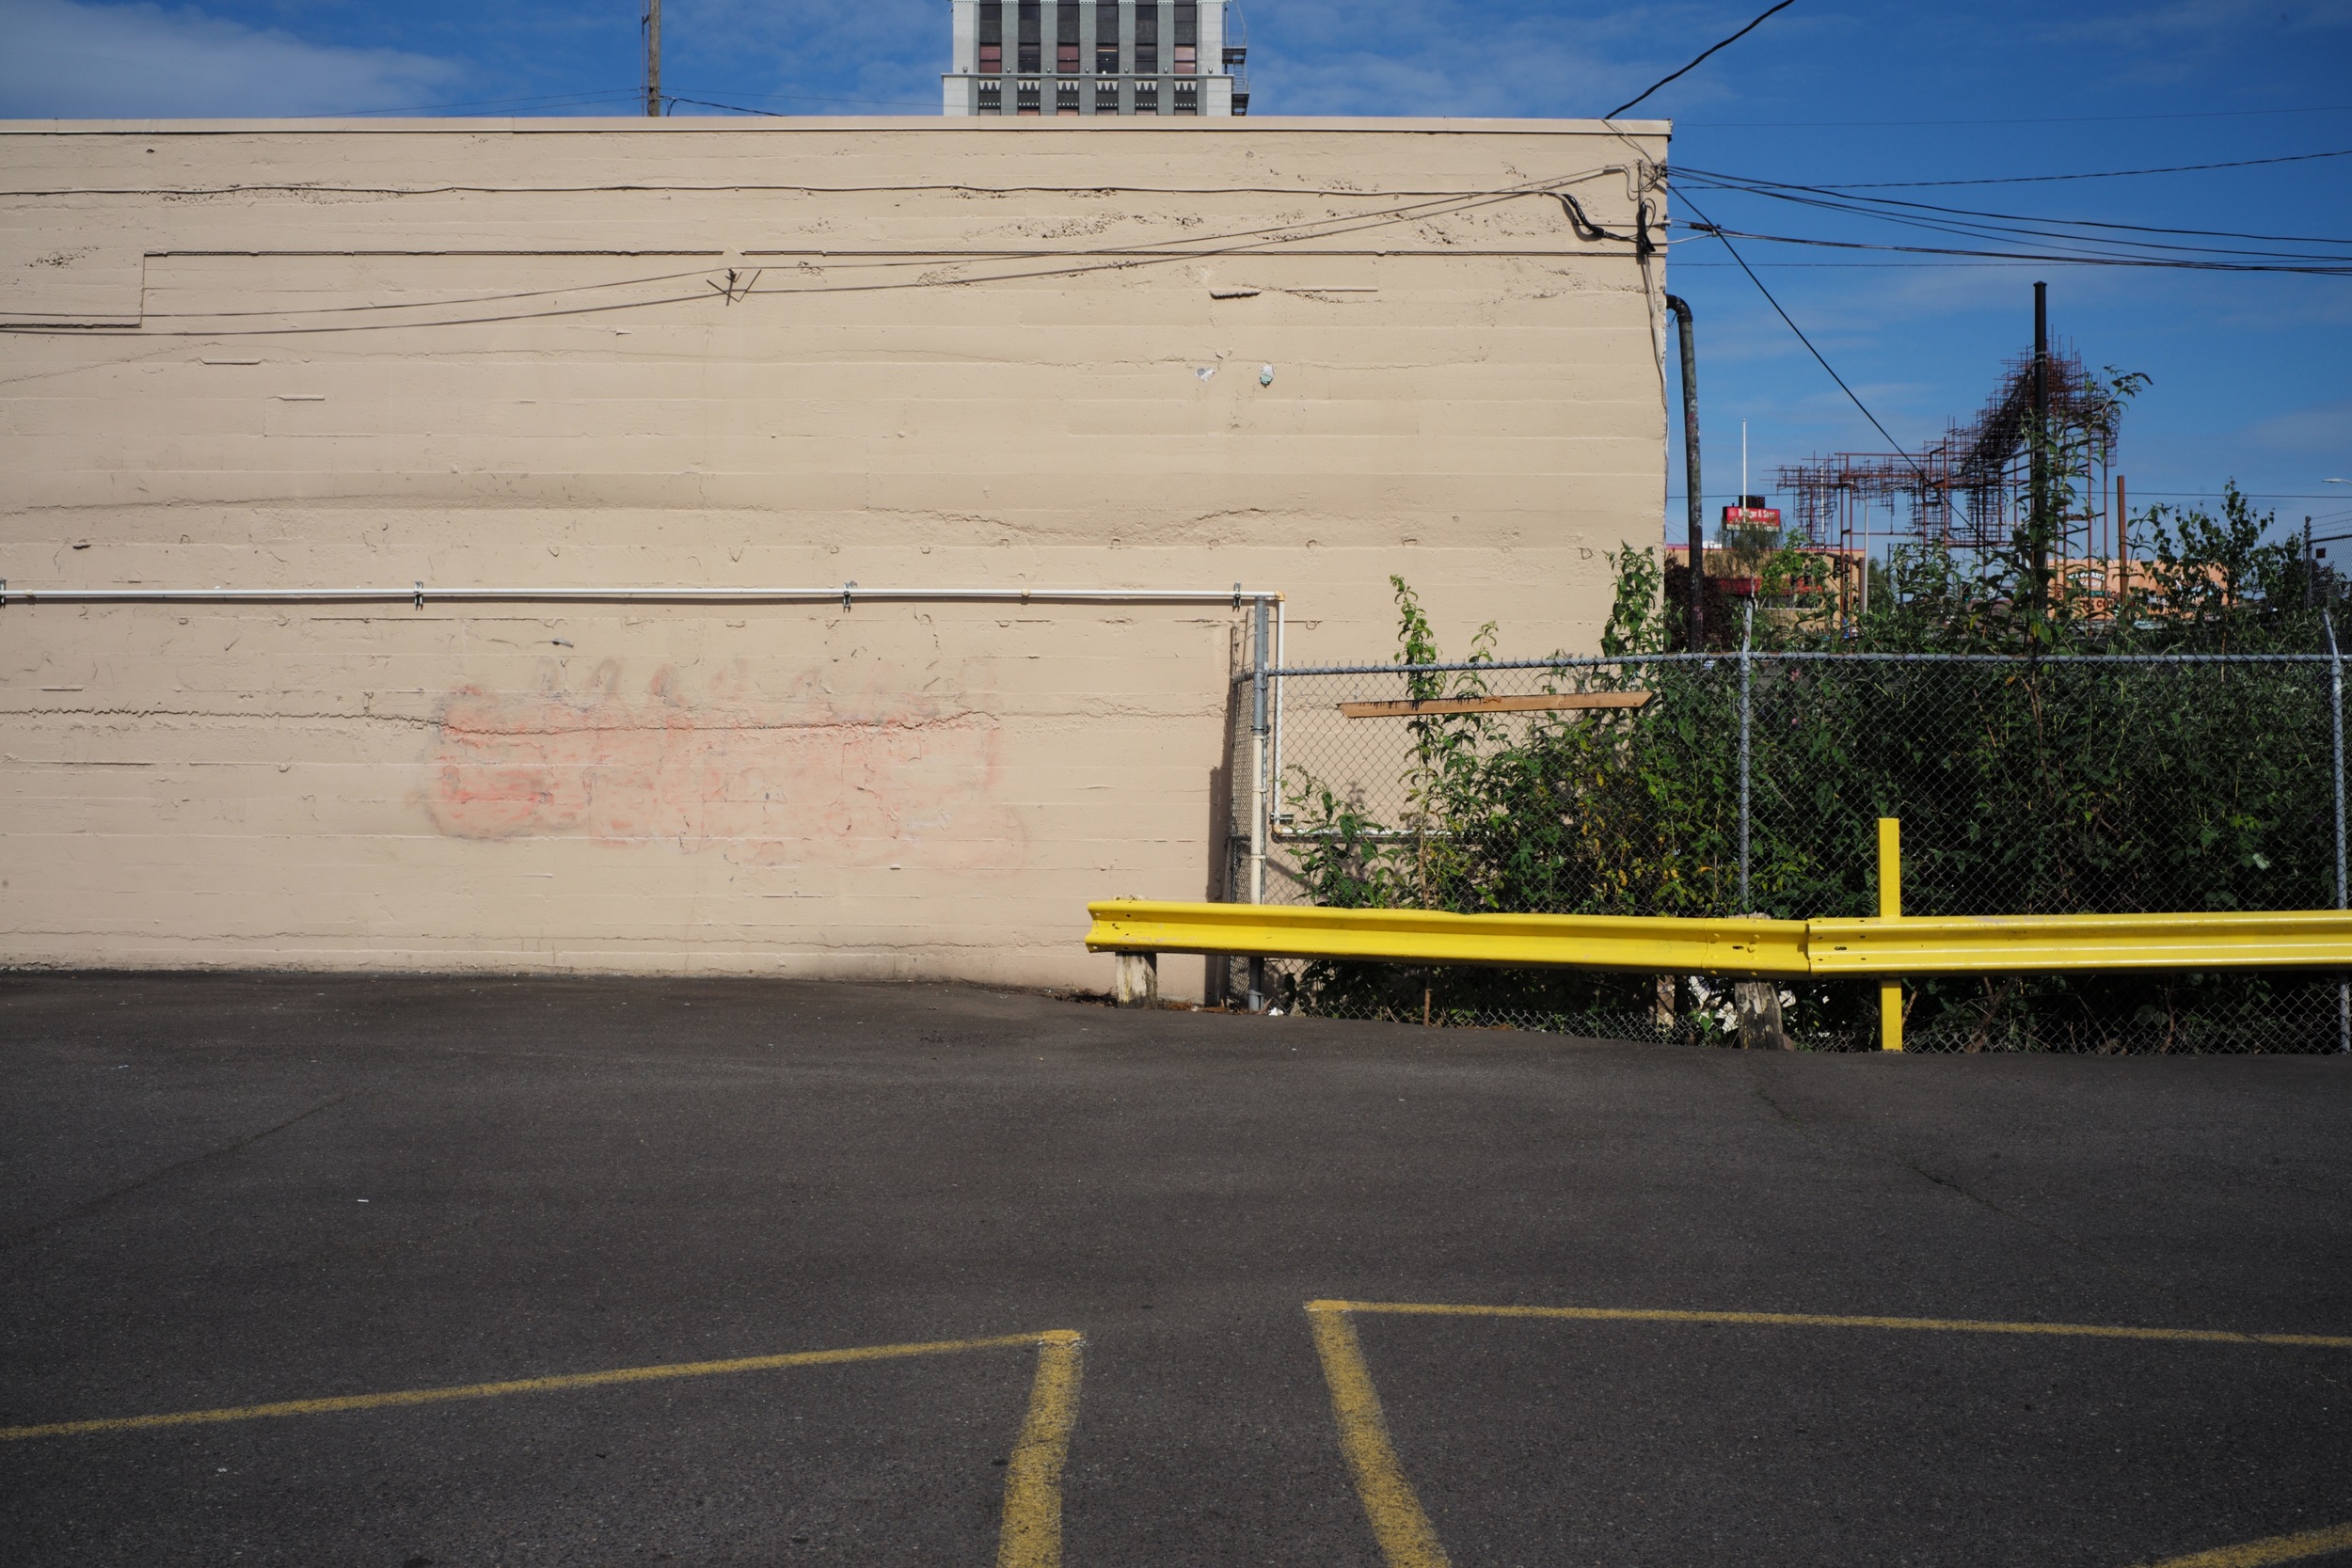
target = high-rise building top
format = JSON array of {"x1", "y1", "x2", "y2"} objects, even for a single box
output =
[{"x1": 944, "y1": 0, "x2": 1248, "y2": 117}]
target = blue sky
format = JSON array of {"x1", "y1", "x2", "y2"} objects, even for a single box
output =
[{"x1": 6, "y1": 0, "x2": 2349, "y2": 543}]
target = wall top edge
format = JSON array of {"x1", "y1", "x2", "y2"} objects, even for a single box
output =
[{"x1": 0, "y1": 116, "x2": 1671, "y2": 138}]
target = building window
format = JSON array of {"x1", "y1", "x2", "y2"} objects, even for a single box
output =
[
  {"x1": 978, "y1": 0, "x2": 1002, "y2": 71},
  {"x1": 1173, "y1": 0, "x2": 1196, "y2": 73},
  {"x1": 1095, "y1": 0, "x2": 1119, "y2": 71},
  {"x1": 1017, "y1": 0, "x2": 1040, "y2": 73},
  {"x1": 1017, "y1": 78, "x2": 1041, "y2": 113},
  {"x1": 1057, "y1": 0, "x2": 1078, "y2": 72},
  {"x1": 1134, "y1": 1, "x2": 1157, "y2": 74},
  {"x1": 1134, "y1": 81, "x2": 1156, "y2": 113},
  {"x1": 1173, "y1": 80, "x2": 1196, "y2": 113},
  {"x1": 978, "y1": 82, "x2": 1003, "y2": 112},
  {"x1": 1057, "y1": 81, "x2": 1080, "y2": 113},
  {"x1": 1096, "y1": 80, "x2": 1119, "y2": 110}
]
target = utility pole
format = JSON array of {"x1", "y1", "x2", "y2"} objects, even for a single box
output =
[
  {"x1": 2029, "y1": 280, "x2": 2050, "y2": 624},
  {"x1": 644, "y1": 0, "x2": 662, "y2": 117}
]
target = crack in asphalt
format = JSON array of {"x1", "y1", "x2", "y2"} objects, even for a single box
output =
[{"x1": 1, "y1": 1092, "x2": 351, "y2": 1252}]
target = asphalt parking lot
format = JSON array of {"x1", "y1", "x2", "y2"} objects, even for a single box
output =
[{"x1": 4, "y1": 972, "x2": 2349, "y2": 1567}]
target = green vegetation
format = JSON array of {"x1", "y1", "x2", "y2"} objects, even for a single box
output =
[{"x1": 1277, "y1": 488, "x2": 2344, "y2": 1052}]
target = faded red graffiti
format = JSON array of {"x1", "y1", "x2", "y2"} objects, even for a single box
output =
[{"x1": 422, "y1": 662, "x2": 1025, "y2": 871}]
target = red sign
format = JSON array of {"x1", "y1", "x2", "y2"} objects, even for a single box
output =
[{"x1": 1723, "y1": 506, "x2": 1782, "y2": 528}]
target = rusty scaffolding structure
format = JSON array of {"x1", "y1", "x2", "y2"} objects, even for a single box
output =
[{"x1": 1775, "y1": 343, "x2": 2124, "y2": 620}]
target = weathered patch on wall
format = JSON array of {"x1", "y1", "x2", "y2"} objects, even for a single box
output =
[{"x1": 423, "y1": 662, "x2": 1025, "y2": 870}]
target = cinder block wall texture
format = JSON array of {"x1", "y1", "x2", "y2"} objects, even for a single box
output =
[{"x1": 0, "y1": 117, "x2": 1671, "y2": 992}]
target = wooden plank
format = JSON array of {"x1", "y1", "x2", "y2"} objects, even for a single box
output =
[{"x1": 1339, "y1": 691, "x2": 1652, "y2": 720}]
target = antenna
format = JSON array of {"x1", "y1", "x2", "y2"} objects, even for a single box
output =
[{"x1": 1741, "y1": 420, "x2": 1748, "y2": 504}]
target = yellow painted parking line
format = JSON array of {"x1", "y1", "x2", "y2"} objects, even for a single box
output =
[
  {"x1": 2137, "y1": 1523, "x2": 2352, "y2": 1568},
  {"x1": 1307, "y1": 1300, "x2": 2352, "y2": 1568},
  {"x1": 997, "y1": 1329, "x2": 1084, "y2": 1568},
  {"x1": 1321, "y1": 1300, "x2": 2352, "y2": 1351},
  {"x1": 1304, "y1": 1303, "x2": 1452, "y2": 1568},
  {"x1": 0, "y1": 1330, "x2": 1068, "y2": 1442}
]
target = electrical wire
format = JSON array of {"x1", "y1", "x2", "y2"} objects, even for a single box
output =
[
  {"x1": 1674, "y1": 222, "x2": 2352, "y2": 276},
  {"x1": 664, "y1": 96, "x2": 783, "y2": 117},
  {"x1": 1605, "y1": 0, "x2": 1796, "y2": 119},
  {"x1": 0, "y1": 171, "x2": 1629, "y2": 338},
  {"x1": 134, "y1": 266, "x2": 726, "y2": 320},
  {"x1": 335, "y1": 90, "x2": 645, "y2": 117},
  {"x1": 278, "y1": 84, "x2": 936, "y2": 119},
  {"x1": 664, "y1": 87, "x2": 946, "y2": 112},
  {"x1": 1674, "y1": 188, "x2": 1924, "y2": 473},
  {"x1": 1674, "y1": 167, "x2": 2352, "y2": 247},
  {"x1": 1671, "y1": 192, "x2": 2352, "y2": 268},
  {"x1": 1677, "y1": 103, "x2": 2352, "y2": 128},
  {"x1": 1670, "y1": 165, "x2": 2352, "y2": 273},
  {"x1": 1773, "y1": 146, "x2": 2352, "y2": 190}
]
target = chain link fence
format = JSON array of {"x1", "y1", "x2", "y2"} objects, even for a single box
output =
[{"x1": 1219, "y1": 639, "x2": 2352, "y2": 1053}]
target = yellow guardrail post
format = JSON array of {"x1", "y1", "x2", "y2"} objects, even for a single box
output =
[{"x1": 1878, "y1": 816, "x2": 1902, "y2": 1053}]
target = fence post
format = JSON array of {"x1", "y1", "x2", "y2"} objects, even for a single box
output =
[
  {"x1": 1727, "y1": 605, "x2": 1789, "y2": 1047},
  {"x1": 1879, "y1": 816, "x2": 1904, "y2": 1053},
  {"x1": 1248, "y1": 594, "x2": 1270, "y2": 1011},
  {"x1": 1739, "y1": 600, "x2": 1754, "y2": 912},
  {"x1": 2328, "y1": 611, "x2": 2348, "y2": 1053}
]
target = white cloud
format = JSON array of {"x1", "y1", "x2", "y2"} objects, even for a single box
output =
[
  {"x1": 0, "y1": 0, "x2": 462, "y2": 119},
  {"x1": 2232, "y1": 397, "x2": 2352, "y2": 459},
  {"x1": 1242, "y1": 0, "x2": 1807, "y2": 120}
]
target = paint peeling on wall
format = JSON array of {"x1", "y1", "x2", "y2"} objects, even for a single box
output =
[{"x1": 423, "y1": 661, "x2": 1025, "y2": 871}]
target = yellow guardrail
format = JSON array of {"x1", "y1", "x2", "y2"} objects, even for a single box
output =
[
  {"x1": 1083, "y1": 900, "x2": 1811, "y2": 977},
  {"x1": 1810, "y1": 910, "x2": 2352, "y2": 974},
  {"x1": 1084, "y1": 900, "x2": 2352, "y2": 978},
  {"x1": 1090, "y1": 818, "x2": 2352, "y2": 1052}
]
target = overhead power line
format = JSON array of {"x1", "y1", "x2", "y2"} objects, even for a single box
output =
[
  {"x1": 664, "y1": 96, "x2": 779, "y2": 116},
  {"x1": 1673, "y1": 188, "x2": 1923, "y2": 472},
  {"x1": 337, "y1": 89, "x2": 644, "y2": 116},
  {"x1": 1789, "y1": 146, "x2": 2352, "y2": 190},
  {"x1": 1674, "y1": 222, "x2": 2352, "y2": 276},
  {"x1": 1670, "y1": 164, "x2": 2352, "y2": 273},
  {"x1": 1677, "y1": 169, "x2": 2352, "y2": 246},
  {"x1": 0, "y1": 172, "x2": 1620, "y2": 339},
  {"x1": 1678, "y1": 102, "x2": 2352, "y2": 128},
  {"x1": 1606, "y1": 0, "x2": 1795, "y2": 119},
  {"x1": 666, "y1": 86, "x2": 952, "y2": 112}
]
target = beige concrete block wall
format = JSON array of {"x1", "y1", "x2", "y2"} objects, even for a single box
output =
[{"x1": 0, "y1": 117, "x2": 1671, "y2": 990}]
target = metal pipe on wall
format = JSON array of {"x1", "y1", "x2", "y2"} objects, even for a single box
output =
[
  {"x1": 2328, "y1": 610, "x2": 2348, "y2": 1053},
  {"x1": 2031, "y1": 280, "x2": 2050, "y2": 622},
  {"x1": 1248, "y1": 594, "x2": 1271, "y2": 1011},
  {"x1": 1664, "y1": 293, "x2": 1704, "y2": 653},
  {"x1": 1268, "y1": 594, "x2": 1288, "y2": 859}
]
